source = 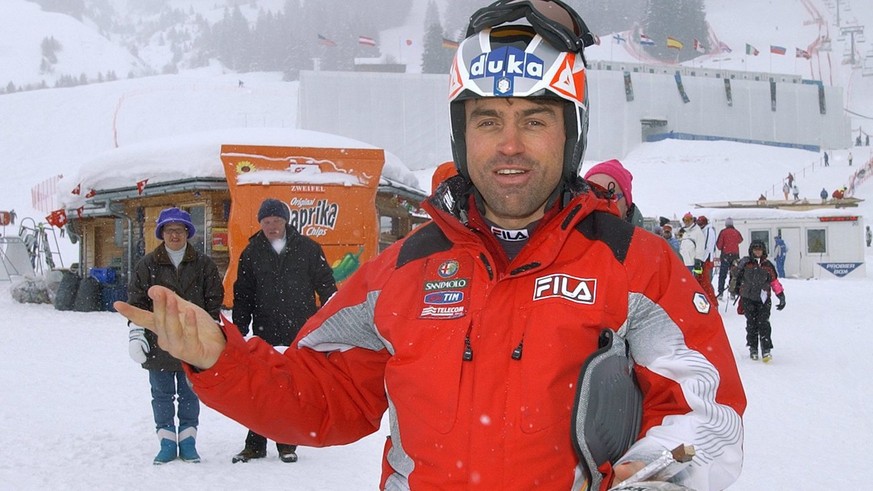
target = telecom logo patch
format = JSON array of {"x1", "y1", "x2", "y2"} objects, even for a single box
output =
[{"x1": 532, "y1": 273, "x2": 596, "y2": 304}]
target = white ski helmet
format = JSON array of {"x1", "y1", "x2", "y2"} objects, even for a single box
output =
[{"x1": 449, "y1": 0, "x2": 594, "y2": 188}]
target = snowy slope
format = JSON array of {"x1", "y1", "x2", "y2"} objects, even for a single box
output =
[{"x1": 2, "y1": 257, "x2": 873, "y2": 489}]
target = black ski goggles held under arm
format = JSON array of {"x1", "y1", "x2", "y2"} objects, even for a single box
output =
[{"x1": 466, "y1": 0, "x2": 596, "y2": 52}]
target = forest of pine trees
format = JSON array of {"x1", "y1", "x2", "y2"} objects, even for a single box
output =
[{"x1": 5, "y1": 0, "x2": 710, "y2": 95}]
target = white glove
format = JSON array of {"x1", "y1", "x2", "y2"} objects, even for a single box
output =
[{"x1": 128, "y1": 324, "x2": 149, "y2": 364}]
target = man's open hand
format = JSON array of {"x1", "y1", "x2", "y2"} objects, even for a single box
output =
[{"x1": 114, "y1": 285, "x2": 226, "y2": 370}]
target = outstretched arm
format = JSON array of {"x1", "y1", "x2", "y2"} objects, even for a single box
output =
[{"x1": 114, "y1": 285, "x2": 226, "y2": 370}]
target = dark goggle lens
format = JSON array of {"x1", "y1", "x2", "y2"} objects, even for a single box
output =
[{"x1": 467, "y1": 0, "x2": 594, "y2": 52}]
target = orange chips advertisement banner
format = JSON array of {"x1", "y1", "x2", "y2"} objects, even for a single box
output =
[{"x1": 220, "y1": 145, "x2": 385, "y2": 306}]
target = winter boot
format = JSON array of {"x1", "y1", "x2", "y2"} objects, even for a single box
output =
[
  {"x1": 178, "y1": 427, "x2": 201, "y2": 463},
  {"x1": 153, "y1": 427, "x2": 178, "y2": 465},
  {"x1": 278, "y1": 444, "x2": 298, "y2": 463},
  {"x1": 232, "y1": 446, "x2": 266, "y2": 463},
  {"x1": 749, "y1": 348, "x2": 759, "y2": 361},
  {"x1": 762, "y1": 350, "x2": 772, "y2": 363}
]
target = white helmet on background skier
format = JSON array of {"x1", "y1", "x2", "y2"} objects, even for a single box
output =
[{"x1": 448, "y1": 0, "x2": 597, "y2": 191}]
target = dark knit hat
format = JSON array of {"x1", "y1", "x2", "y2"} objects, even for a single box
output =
[
  {"x1": 155, "y1": 207, "x2": 195, "y2": 240},
  {"x1": 258, "y1": 198, "x2": 290, "y2": 222}
]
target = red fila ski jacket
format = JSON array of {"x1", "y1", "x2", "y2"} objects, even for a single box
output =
[{"x1": 187, "y1": 185, "x2": 746, "y2": 491}]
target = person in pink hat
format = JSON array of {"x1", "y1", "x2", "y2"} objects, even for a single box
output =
[{"x1": 583, "y1": 159, "x2": 643, "y2": 226}]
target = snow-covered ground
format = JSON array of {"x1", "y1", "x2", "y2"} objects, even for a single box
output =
[{"x1": 2, "y1": 248, "x2": 872, "y2": 489}]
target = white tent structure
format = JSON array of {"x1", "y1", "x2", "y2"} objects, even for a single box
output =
[
  {"x1": 694, "y1": 207, "x2": 866, "y2": 279},
  {"x1": 0, "y1": 237, "x2": 35, "y2": 281}
]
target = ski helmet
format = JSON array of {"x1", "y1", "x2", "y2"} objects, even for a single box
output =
[
  {"x1": 449, "y1": 0, "x2": 594, "y2": 188},
  {"x1": 749, "y1": 239, "x2": 768, "y2": 256}
]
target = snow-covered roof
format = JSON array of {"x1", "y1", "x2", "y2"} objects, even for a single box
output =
[{"x1": 58, "y1": 128, "x2": 423, "y2": 208}]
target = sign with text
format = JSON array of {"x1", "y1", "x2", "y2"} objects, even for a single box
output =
[
  {"x1": 220, "y1": 145, "x2": 385, "y2": 305},
  {"x1": 818, "y1": 262, "x2": 863, "y2": 278}
]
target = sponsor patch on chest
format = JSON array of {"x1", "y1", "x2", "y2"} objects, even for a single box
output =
[
  {"x1": 419, "y1": 257, "x2": 473, "y2": 319},
  {"x1": 532, "y1": 273, "x2": 597, "y2": 304},
  {"x1": 693, "y1": 292, "x2": 711, "y2": 314}
]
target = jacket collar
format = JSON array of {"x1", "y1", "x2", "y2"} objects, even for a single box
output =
[
  {"x1": 424, "y1": 175, "x2": 615, "y2": 268},
  {"x1": 249, "y1": 224, "x2": 300, "y2": 250},
  {"x1": 155, "y1": 242, "x2": 196, "y2": 264}
]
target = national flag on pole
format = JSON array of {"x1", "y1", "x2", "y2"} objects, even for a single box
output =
[
  {"x1": 46, "y1": 208, "x2": 67, "y2": 228},
  {"x1": 71, "y1": 183, "x2": 81, "y2": 195},
  {"x1": 317, "y1": 34, "x2": 337, "y2": 47},
  {"x1": 666, "y1": 36, "x2": 683, "y2": 50},
  {"x1": 441, "y1": 37, "x2": 459, "y2": 49},
  {"x1": 639, "y1": 34, "x2": 655, "y2": 46},
  {"x1": 613, "y1": 33, "x2": 626, "y2": 44},
  {"x1": 718, "y1": 41, "x2": 732, "y2": 53},
  {"x1": 693, "y1": 39, "x2": 706, "y2": 53},
  {"x1": 796, "y1": 47, "x2": 812, "y2": 59},
  {"x1": 85, "y1": 189, "x2": 96, "y2": 198},
  {"x1": 745, "y1": 43, "x2": 760, "y2": 56},
  {"x1": 770, "y1": 45, "x2": 786, "y2": 55},
  {"x1": 136, "y1": 178, "x2": 149, "y2": 195},
  {"x1": 358, "y1": 35, "x2": 376, "y2": 47}
]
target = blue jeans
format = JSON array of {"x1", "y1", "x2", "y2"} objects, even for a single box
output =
[{"x1": 149, "y1": 370, "x2": 200, "y2": 432}]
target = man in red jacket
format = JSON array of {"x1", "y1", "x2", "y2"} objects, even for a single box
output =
[
  {"x1": 116, "y1": 1, "x2": 746, "y2": 489},
  {"x1": 715, "y1": 217, "x2": 744, "y2": 297}
]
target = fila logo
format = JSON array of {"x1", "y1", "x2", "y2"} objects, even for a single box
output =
[
  {"x1": 491, "y1": 226, "x2": 529, "y2": 242},
  {"x1": 533, "y1": 274, "x2": 596, "y2": 304}
]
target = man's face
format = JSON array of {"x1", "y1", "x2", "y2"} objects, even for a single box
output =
[
  {"x1": 752, "y1": 246, "x2": 764, "y2": 257},
  {"x1": 464, "y1": 97, "x2": 565, "y2": 229},
  {"x1": 260, "y1": 216, "x2": 287, "y2": 240},
  {"x1": 162, "y1": 224, "x2": 189, "y2": 251}
]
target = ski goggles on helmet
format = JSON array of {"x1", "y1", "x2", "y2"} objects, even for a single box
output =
[{"x1": 466, "y1": 0, "x2": 595, "y2": 53}]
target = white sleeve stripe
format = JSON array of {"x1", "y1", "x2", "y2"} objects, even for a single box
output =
[{"x1": 619, "y1": 292, "x2": 743, "y2": 490}]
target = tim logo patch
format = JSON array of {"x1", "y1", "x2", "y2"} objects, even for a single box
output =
[
  {"x1": 533, "y1": 274, "x2": 596, "y2": 304},
  {"x1": 424, "y1": 291, "x2": 464, "y2": 305}
]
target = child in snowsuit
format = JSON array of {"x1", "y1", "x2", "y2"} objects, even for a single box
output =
[{"x1": 733, "y1": 240, "x2": 786, "y2": 362}]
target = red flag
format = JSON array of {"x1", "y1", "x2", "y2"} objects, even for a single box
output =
[
  {"x1": 76, "y1": 206, "x2": 85, "y2": 218},
  {"x1": 85, "y1": 189, "x2": 96, "y2": 198},
  {"x1": 136, "y1": 178, "x2": 149, "y2": 195},
  {"x1": 441, "y1": 37, "x2": 460, "y2": 49},
  {"x1": 71, "y1": 183, "x2": 81, "y2": 195},
  {"x1": 46, "y1": 208, "x2": 67, "y2": 228}
]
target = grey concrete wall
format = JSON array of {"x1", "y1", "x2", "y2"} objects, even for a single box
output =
[{"x1": 298, "y1": 64, "x2": 851, "y2": 170}]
